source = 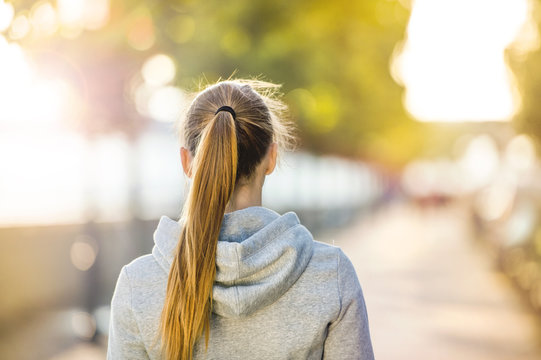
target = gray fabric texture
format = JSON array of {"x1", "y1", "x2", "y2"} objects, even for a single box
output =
[{"x1": 107, "y1": 206, "x2": 374, "y2": 359}]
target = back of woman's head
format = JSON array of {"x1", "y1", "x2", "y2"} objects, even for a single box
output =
[{"x1": 160, "y1": 79, "x2": 295, "y2": 360}]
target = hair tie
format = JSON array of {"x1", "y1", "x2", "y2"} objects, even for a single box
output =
[{"x1": 215, "y1": 105, "x2": 236, "y2": 120}]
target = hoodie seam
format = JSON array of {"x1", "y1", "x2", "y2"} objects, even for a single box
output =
[
  {"x1": 330, "y1": 249, "x2": 343, "y2": 329},
  {"x1": 222, "y1": 237, "x2": 315, "y2": 319},
  {"x1": 337, "y1": 250, "x2": 343, "y2": 313},
  {"x1": 234, "y1": 246, "x2": 242, "y2": 315},
  {"x1": 259, "y1": 236, "x2": 315, "y2": 312},
  {"x1": 241, "y1": 222, "x2": 301, "y2": 261}
]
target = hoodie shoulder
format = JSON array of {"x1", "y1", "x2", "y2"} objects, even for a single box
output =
[
  {"x1": 124, "y1": 254, "x2": 168, "y2": 287},
  {"x1": 312, "y1": 239, "x2": 342, "y2": 262},
  {"x1": 310, "y1": 241, "x2": 359, "y2": 292},
  {"x1": 116, "y1": 254, "x2": 168, "y2": 358}
]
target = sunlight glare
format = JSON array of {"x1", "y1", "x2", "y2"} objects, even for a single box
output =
[
  {"x1": 0, "y1": 131, "x2": 87, "y2": 226},
  {"x1": 57, "y1": 0, "x2": 109, "y2": 31},
  {"x1": 0, "y1": 36, "x2": 72, "y2": 128},
  {"x1": 0, "y1": 0, "x2": 14, "y2": 32},
  {"x1": 0, "y1": 38, "x2": 34, "y2": 122},
  {"x1": 83, "y1": 0, "x2": 109, "y2": 30},
  {"x1": 392, "y1": 0, "x2": 539, "y2": 122}
]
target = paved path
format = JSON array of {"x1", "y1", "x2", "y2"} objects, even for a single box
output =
[
  {"x1": 319, "y1": 201, "x2": 541, "y2": 360},
  {"x1": 50, "y1": 343, "x2": 106, "y2": 360}
]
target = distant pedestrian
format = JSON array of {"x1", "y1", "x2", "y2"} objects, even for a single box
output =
[{"x1": 107, "y1": 79, "x2": 374, "y2": 359}]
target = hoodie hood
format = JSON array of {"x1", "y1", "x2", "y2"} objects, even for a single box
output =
[{"x1": 151, "y1": 206, "x2": 314, "y2": 318}]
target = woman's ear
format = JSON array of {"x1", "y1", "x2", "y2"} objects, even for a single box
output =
[
  {"x1": 265, "y1": 142, "x2": 278, "y2": 175},
  {"x1": 180, "y1": 146, "x2": 193, "y2": 178}
]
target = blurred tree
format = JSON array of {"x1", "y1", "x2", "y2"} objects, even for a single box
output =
[
  {"x1": 510, "y1": 1, "x2": 541, "y2": 150},
  {"x1": 147, "y1": 0, "x2": 425, "y2": 167}
]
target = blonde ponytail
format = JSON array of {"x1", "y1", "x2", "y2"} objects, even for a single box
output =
[{"x1": 160, "y1": 110, "x2": 237, "y2": 359}]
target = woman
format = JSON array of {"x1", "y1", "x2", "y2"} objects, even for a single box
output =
[{"x1": 107, "y1": 79, "x2": 374, "y2": 359}]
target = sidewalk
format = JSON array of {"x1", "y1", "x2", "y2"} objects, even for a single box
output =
[{"x1": 321, "y1": 201, "x2": 541, "y2": 360}]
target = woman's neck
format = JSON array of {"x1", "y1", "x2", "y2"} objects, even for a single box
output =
[{"x1": 225, "y1": 184, "x2": 263, "y2": 213}]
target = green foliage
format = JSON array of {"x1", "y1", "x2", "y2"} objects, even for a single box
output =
[
  {"x1": 147, "y1": 0, "x2": 420, "y2": 165},
  {"x1": 510, "y1": 1, "x2": 541, "y2": 152}
]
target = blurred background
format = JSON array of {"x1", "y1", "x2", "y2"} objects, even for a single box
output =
[{"x1": 2, "y1": 0, "x2": 541, "y2": 359}]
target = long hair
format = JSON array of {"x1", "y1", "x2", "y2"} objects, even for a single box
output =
[{"x1": 160, "y1": 79, "x2": 296, "y2": 359}]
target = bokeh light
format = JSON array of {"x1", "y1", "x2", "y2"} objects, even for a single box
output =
[
  {"x1": 504, "y1": 134, "x2": 537, "y2": 172},
  {"x1": 71, "y1": 310, "x2": 96, "y2": 340},
  {"x1": 141, "y1": 54, "x2": 176, "y2": 87},
  {"x1": 9, "y1": 13, "x2": 30, "y2": 39},
  {"x1": 505, "y1": 199, "x2": 538, "y2": 246},
  {"x1": 146, "y1": 86, "x2": 186, "y2": 123},
  {"x1": 57, "y1": 0, "x2": 85, "y2": 26},
  {"x1": 474, "y1": 179, "x2": 516, "y2": 222},
  {"x1": 457, "y1": 134, "x2": 500, "y2": 191},
  {"x1": 126, "y1": 7, "x2": 154, "y2": 51},
  {"x1": 82, "y1": 0, "x2": 109, "y2": 30},
  {"x1": 70, "y1": 237, "x2": 98, "y2": 271},
  {"x1": 30, "y1": 1, "x2": 59, "y2": 37}
]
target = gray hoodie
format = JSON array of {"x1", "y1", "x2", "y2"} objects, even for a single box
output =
[{"x1": 107, "y1": 206, "x2": 374, "y2": 359}]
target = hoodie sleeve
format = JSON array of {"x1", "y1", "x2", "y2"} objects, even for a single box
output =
[
  {"x1": 107, "y1": 266, "x2": 149, "y2": 360},
  {"x1": 323, "y1": 249, "x2": 375, "y2": 360}
]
